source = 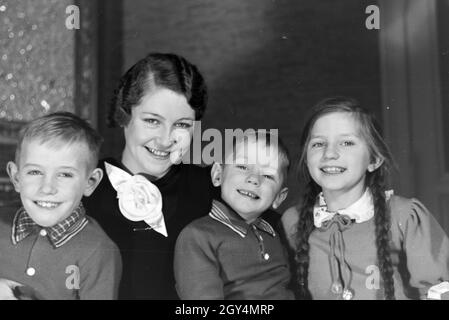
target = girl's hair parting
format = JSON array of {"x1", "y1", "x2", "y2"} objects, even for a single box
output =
[
  {"x1": 294, "y1": 96, "x2": 396, "y2": 300},
  {"x1": 108, "y1": 52, "x2": 208, "y2": 127}
]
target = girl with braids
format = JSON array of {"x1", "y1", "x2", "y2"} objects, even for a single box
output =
[
  {"x1": 83, "y1": 53, "x2": 218, "y2": 299},
  {"x1": 282, "y1": 97, "x2": 449, "y2": 300}
]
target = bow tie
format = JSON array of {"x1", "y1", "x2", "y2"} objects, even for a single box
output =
[
  {"x1": 313, "y1": 203, "x2": 360, "y2": 229},
  {"x1": 319, "y1": 213, "x2": 354, "y2": 231},
  {"x1": 315, "y1": 210, "x2": 355, "y2": 300},
  {"x1": 313, "y1": 189, "x2": 394, "y2": 228},
  {"x1": 319, "y1": 213, "x2": 355, "y2": 300},
  {"x1": 313, "y1": 189, "x2": 394, "y2": 300},
  {"x1": 313, "y1": 189, "x2": 379, "y2": 228}
]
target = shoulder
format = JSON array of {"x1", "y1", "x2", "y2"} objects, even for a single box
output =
[
  {"x1": 0, "y1": 206, "x2": 20, "y2": 237},
  {"x1": 0, "y1": 207, "x2": 15, "y2": 241},
  {"x1": 281, "y1": 206, "x2": 300, "y2": 249},
  {"x1": 0, "y1": 205, "x2": 18, "y2": 226},
  {"x1": 388, "y1": 194, "x2": 414, "y2": 210},
  {"x1": 80, "y1": 216, "x2": 120, "y2": 252},
  {"x1": 181, "y1": 164, "x2": 212, "y2": 180},
  {"x1": 389, "y1": 194, "x2": 430, "y2": 221},
  {"x1": 388, "y1": 194, "x2": 438, "y2": 236},
  {"x1": 176, "y1": 215, "x2": 222, "y2": 250},
  {"x1": 281, "y1": 206, "x2": 300, "y2": 230},
  {"x1": 179, "y1": 215, "x2": 217, "y2": 238}
]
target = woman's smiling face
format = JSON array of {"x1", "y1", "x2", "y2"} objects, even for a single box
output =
[{"x1": 121, "y1": 88, "x2": 195, "y2": 178}]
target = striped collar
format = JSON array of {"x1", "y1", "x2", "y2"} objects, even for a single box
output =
[
  {"x1": 11, "y1": 203, "x2": 89, "y2": 248},
  {"x1": 209, "y1": 199, "x2": 276, "y2": 238}
]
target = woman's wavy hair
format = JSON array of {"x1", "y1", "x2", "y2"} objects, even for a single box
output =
[
  {"x1": 295, "y1": 96, "x2": 396, "y2": 300},
  {"x1": 108, "y1": 52, "x2": 208, "y2": 127}
]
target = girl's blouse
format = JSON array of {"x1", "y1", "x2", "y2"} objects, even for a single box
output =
[
  {"x1": 83, "y1": 158, "x2": 218, "y2": 299},
  {"x1": 287, "y1": 195, "x2": 449, "y2": 299}
]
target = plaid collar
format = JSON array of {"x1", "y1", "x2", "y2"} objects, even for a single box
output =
[
  {"x1": 11, "y1": 203, "x2": 88, "y2": 248},
  {"x1": 209, "y1": 199, "x2": 276, "y2": 238}
]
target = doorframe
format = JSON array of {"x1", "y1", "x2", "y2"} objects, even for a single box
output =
[{"x1": 379, "y1": 0, "x2": 447, "y2": 228}]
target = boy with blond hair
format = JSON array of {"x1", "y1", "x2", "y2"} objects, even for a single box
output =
[
  {"x1": 0, "y1": 112, "x2": 121, "y2": 300},
  {"x1": 174, "y1": 131, "x2": 293, "y2": 299}
]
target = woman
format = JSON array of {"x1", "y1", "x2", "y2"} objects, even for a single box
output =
[{"x1": 83, "y1": 53, "x2": 218, "y2": 299}]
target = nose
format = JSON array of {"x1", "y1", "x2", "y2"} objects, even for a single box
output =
[
  {"x1": 323, "y1": 143, "x2": 339, "y2": 160},
  {"x1": 40, "y1": 175, "x2": 57, "y2": 195},
  {"x1": 246, "y1": 172, "x2": 261, "y2": 186},
  {"x1": 156, "y1": 126, "x2": 174, "y2": 149}
]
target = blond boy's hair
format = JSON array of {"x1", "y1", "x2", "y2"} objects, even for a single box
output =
[
  {"x1": 228, "y1": 130, "x2": 290, "y2": 184},
  {"x1": 15, "y1": 112, "x2": 103, "y2": 171}
]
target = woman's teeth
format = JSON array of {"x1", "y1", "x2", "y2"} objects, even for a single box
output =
[
  {"x1": 238, "y1": 190, "x2": 259, "y2": 199},
  {"x1": 321, "y1": 166, "x2": 345, "y2": 174},
  {"x1": 35, "y1": 201, "x2": 60, "y2": 208},
  {"x1": 146, "y1": 147, "x2": 169, "y2": 157}
]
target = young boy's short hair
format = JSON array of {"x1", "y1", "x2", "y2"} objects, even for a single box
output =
[
  {"x1": 227, "y1": 130, "x2": 290, "y2": 183},
  {"x1": 15, "y1": 111, "x2": 103, "y2": 171},
  {"x1": 0, "y1": 111, "x2": 121, "y2": 300},
  {"x1": 174, "y1": 130, "x2": 293, "y2": 300}
]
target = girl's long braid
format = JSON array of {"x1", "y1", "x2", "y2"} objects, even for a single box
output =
[
  {"x1": 367, "y1": 172, "x2": 395, "y2": 299},
  {"x1": 295, "y1": 180, "x2": 320, "y2": 300}
]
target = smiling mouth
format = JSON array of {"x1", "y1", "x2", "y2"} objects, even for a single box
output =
[
  {"x1": 237, "y1": 189, "x2": 260, "y2": 200},
  {"x1": 320, "y1": 166, "x2": 346, "y2": 174},
  {"x1": 144, "y1": 146, "x2": 170, "y2": 159},
  {"x1": 34, "y1": 201, "x2": 61, "y2": 209}
]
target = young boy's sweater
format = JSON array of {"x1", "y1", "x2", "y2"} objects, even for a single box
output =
[{"x1": 0, "y1": 205, "x2": 122, "y2": 300}]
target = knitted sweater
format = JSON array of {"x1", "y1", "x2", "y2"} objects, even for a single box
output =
[
  {"x1": 286, "y1": 195, "x2": 449, "y2": 299},
  {"x1": 0, "y1": 206, "x2": 122, "y2": 300},
  {"x1": 175, "y1": 200, "x2": 294, "y2": 300}
]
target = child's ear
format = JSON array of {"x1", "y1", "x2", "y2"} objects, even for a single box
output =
[
  {"x1": 368, "y1": 156, "x2": 384, "y2": 173},
  {"x1": 211, "y1": 162, "x2": 223, "y2": 187},
  {"x1": 272, "y1": 187, "x2": 288, "y2": 210},
  {"x1": 83, "y1": 168, "x2": 103, "y2": 197},
  {"x1": 6, "y1": 161, "x2": 20, "y2": 193}
]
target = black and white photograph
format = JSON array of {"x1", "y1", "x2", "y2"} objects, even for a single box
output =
[{"x1": 0, "y1": 0, "x2": 448, "y2": 312}]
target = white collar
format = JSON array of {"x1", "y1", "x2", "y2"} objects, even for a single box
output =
[{"x1": 313, "y1": 189, "x2": 393, "y2": 228}]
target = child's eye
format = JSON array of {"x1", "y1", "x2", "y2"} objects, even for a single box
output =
[
  {"x1": 341, "y1": 140, "x2": 355, "y2": 146},
  {"x1": 175, "y1": 122, "x2": 192, "y2": 129},
  {"x1": 263, "y1": 174, "x2": 275, "y2": 181},
  {"x1": 59, "y1": 172, "x2": 74, "y2": 178},
  {"x1": 236, "y1": 165, "x2": 248, "y2": 170},
  {"x1": 27, "y1": 170, "x2": 42, "y2": 176},
  {"x1": 143, "y1": 118, "x2": 160, "y2": 125},
  {"x1": 310, "y1": 141, "x2": 325, "y2": 148}
]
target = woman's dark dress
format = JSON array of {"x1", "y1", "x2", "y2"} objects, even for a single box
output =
[{"x1": 83, "y1": 158, "x2": 218, "y2": 299}]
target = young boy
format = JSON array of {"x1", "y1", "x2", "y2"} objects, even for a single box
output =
[
  {"x1": 0, "y1": 112, "x2": 122, "y2": 300},
  {"x1": 174, "y1": 131, "x2": 294, "y2": 299}
]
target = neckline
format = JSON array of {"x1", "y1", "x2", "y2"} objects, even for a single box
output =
[{"x1": 103, "y1": 157, "x2": 182, "y2": 188}]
